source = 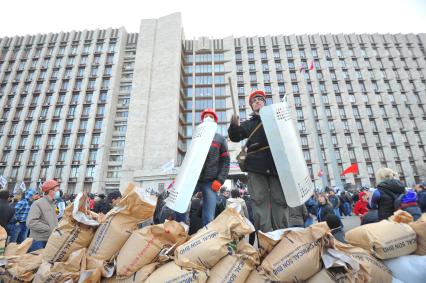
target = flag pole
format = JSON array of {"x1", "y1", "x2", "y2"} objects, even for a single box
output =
[{"x1": 228, "y1": 77, "x2": 238, "y2": 116}]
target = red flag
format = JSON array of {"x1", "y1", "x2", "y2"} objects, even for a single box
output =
[
  {"x1": 309, "y1": 60, "x2": 315, "y2": 70},
  {"x1": 317, "y1": 169, "x2": 324, "y2": 177},
  {"x1": 341, "y1": 163, "x2": 358, "y2": 176}
]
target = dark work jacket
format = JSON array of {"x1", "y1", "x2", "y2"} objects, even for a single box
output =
[
  {"x1": 228, "y1": 114, "x2": 277, "y2": 175},
  {"x1": 199, "y1": 133, "x2": 230, "y2": 184},
  {"x1": 417, "y1": 191, "x2": 426, "y2": 213},
  {"x1": 376, "y1": 179, "x2": 405, "y2": 221},
  {"x1": 0, "y1": 199, "x2": 15, "y2": 229}
]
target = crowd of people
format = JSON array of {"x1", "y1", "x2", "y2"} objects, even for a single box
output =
[
  {"x1": 0, "y1": 180, "x2": 123, "y2": 252},
  {"x1": 1, "y1": 89, "x2": 426, "y2": 254}
]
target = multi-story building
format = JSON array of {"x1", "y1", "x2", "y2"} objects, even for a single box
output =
[{"x1": 0, "y1": 13, "x2": 425, "y2": 194}]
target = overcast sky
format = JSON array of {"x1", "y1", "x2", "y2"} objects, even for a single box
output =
[{"x1": 1, "y1": 0, "x2": 425, "y2": 38}]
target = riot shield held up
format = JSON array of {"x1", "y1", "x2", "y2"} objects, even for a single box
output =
[
  {"x1": 259, "y1": 101, "x2": 314, "y2": 207},
  {"x1": 165, "y1": 120, "x2": 217, "y2": 213}
]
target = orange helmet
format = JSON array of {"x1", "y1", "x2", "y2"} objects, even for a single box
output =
[
  {"x1": 200, "y1": 108, "x2": 218, "y2": 123},
  {"x1": 249, "y1": 90, "x2": 266, "y2": 105}
]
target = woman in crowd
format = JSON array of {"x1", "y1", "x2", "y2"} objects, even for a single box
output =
[{"x1": 316, "y1": 194, "x2": 335, "y2": 222}]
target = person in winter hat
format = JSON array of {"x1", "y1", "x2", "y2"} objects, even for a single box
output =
[
  {"x1": 353, "y1": 191, "x2": 369, "y2": 222},
  {"x1": 397, "y1": 190, "x2": 422, "y2": 221},
  {"x1": 27, "y1": 179, "x2": 60, "y2": 252},
  {"x1": 175, "y1": 109, "x2": 230, "y2": 226},
  {"x1": 370, "y1": 168, "x2": 405, "y2": 221},
  {"x1": 228, "y1": 90, "x2": 289, "y2": 232}
]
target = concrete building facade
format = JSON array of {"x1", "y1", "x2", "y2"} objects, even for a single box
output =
[{"x1": 0, "y1": 13, "x2": 425, "y2": 194}]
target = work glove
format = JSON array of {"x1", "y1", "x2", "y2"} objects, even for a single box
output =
[
  {"x1": 230, "y1": 114, "x2": 240, "y2": 126},
  {"x1": 211, "y1": 180, "x2": 222, "y2": 192}
]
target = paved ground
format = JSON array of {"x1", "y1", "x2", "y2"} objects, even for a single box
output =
[{"x1": 342, "y1": 215, "x2": 361, "y2": 232}]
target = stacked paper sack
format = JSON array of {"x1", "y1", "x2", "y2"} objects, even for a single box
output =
[{"x1": 1, "y1": 185, "x2": 425, "y2": 283}]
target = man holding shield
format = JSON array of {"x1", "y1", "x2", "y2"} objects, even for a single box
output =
[{"x1": 228, "y1": 90, "x2": 289, "y2": 232}]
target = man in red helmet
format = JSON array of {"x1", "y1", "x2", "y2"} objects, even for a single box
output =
[
  {"x1": 228, "y1": 90, "x2": 289, "y2": 232},
  {"x1": 27, "y1": 179, "x2": 60, "y2": 252},
  {"x1": 175, "y1": 108, "x2": 230, "y2": 226}
]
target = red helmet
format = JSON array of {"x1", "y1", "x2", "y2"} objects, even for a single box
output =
[
  {"x1": 249, "y1": 90, "x2": 266, "y2": 105},
  {"x1": 200, "y1": 108, "x2": 218, "y2": 123},
  {"x1": 41, "y1": 179, "x2": 59, "y2": 193}
]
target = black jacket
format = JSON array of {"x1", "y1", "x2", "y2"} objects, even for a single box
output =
[
  {"x1": 317, "y1": 203, "x2": 334, "y2": 222},
  {"x1": 199, "y1": 133, "x2": 230, "y2": 184},
  {"x1": 0, "y1": 199, "x2": 15, "y2": 229},
  {"x1": 228, "y1": 114, "x2": 277, "y2": 175},
  {"x1": 376, "y1": 179, "x2": 405, "y2": 221}
]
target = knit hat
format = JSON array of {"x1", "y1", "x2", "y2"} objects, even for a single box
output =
[
  {"x1": 41, "y1": 179, "x2": 59, "y2": 193},
  {"x1": 401, "y1": 190, "x2": 417, "y2": 204},
  {"x1": 248, "y1": 90, "x2": 266, "y2": 108},
  {"x1": 200, "y1": 108, "x2": 218, "y2": 123}
]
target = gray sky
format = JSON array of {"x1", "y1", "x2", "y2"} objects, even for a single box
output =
[{"x1": 1, "y1": 0, "x2": 425, "y2": 38}]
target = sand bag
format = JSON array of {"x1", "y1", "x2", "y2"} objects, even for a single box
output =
[
  {"x1": 245, "y1": 268, "x2": 271, "y2": 283},
  {"x1": 33, "y1": 248, "x2": 86, "y2": 283},
  {"x1": 145, "y1": 261, "x2": 208, "y2": 283},
  {"x1": 384, "y1": 255, "x2": 426, "y2": 283},
  {"x1": 389, "y1": 210, "x2": 413, "y2": 224},
  {"x1": 409, "y1": 213, "x2": 426, "y2": 255},
  {"x1": 87, "y1": 184, "x2": 157, "y2": 263},
  {"x1": 101, "y1": 263, "x2": 159, "y2": 283},
  {"x1": 0, "y1": 250, "x2": 44, "y2": 282},
  {"x1": 306, "y1": 268, "x2": 356, "y2": 283},
  {"x1": 260, "y1": 222, "x2": 330, "y2": 282},
  {"x1": 0, "y1": 226, "x2": 6, "y2": 256},
  {"x1": 257, "y1": 227, "x2": 304, "y2": 259},
  {"x1": 331, "y1": 240, "x2": 393, "y2": 283},
  {"x1": 174, "y1": 207, "x2": 254, "y2": 270},
  {"x1": 4, "y1": 238, "x2": 33, "y2": 256},
  {"x1": 346, "y1": 220, "x2": 417, "y2": 259},
  {"x1": 207, "y1": 241, "x2": 260, "y2": 283},
  {"x1": 44, "y1": 193, "x2": 100, "y2": 263},
  {"x1": 116, "y1": 220, "x2": 187, "y2": 277}
]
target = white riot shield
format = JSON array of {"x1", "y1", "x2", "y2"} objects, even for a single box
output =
[
  {"x1": 165, "y1": 120, "x2": 217, "y2": 213},
  {"x1": 260, "y1": 101, "x2": 314, "y2": 207}
]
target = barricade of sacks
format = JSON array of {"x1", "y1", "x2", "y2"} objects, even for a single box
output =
[{"x1": 1, "y1": 188, "x2": 426, "y2": 283}]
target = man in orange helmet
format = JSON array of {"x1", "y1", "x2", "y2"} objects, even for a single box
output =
[
  {"x1": 175, "y1": 108, "x2": 230, "y2": 226},
  {"x1": 228, "y1": 90, "x2": 289, "y2": 232},
  {"x1": 27, "y1": 179, "x2": 60, "y2": 252}
]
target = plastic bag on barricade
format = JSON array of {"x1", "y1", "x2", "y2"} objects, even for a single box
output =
[{"x1": 384, "y1": 255, "x2": 426, "y2": 283}]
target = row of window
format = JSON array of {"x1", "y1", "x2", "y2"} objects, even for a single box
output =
[{"x1": 1, "y1": 164, "x2": 98, "y2": 180}]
